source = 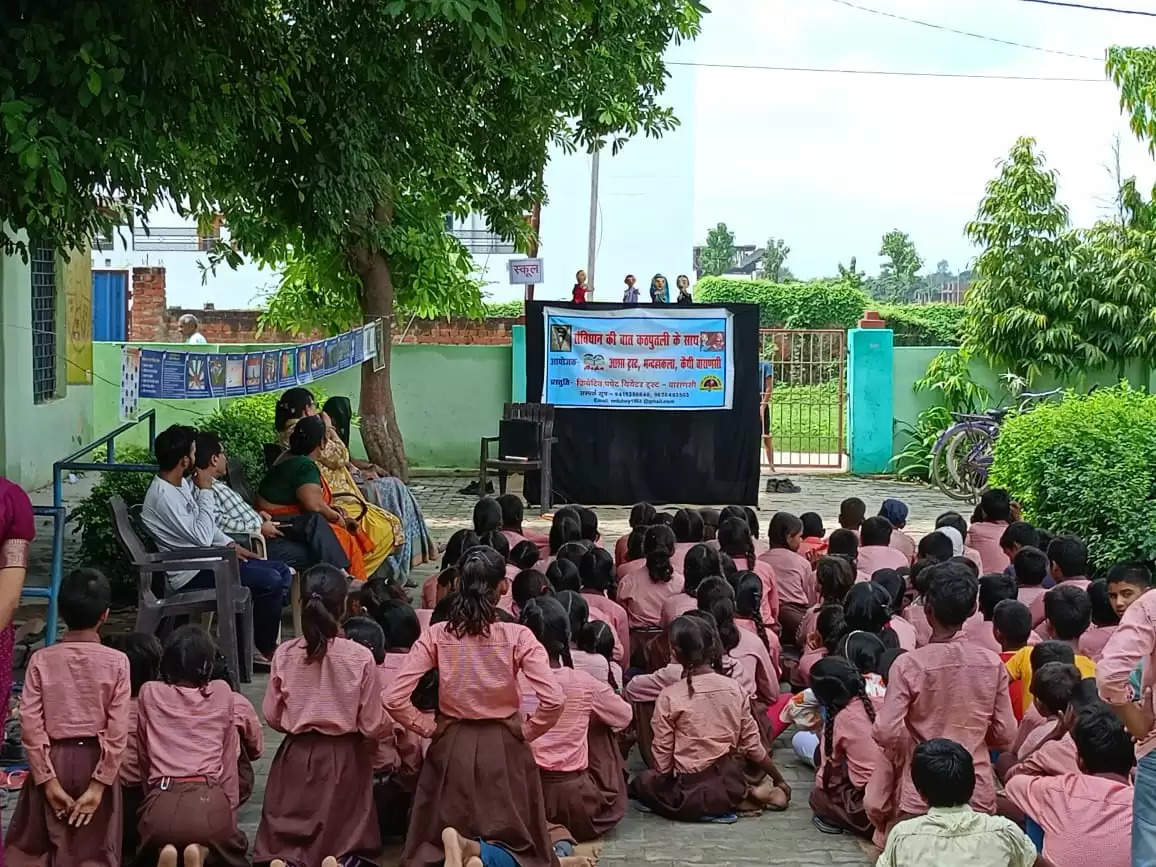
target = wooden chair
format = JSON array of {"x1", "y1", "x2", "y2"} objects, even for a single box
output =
[
  {"x1": 108, "y1": 495, "x2": 254, "y2": 685},
  {"x1": 478, "y1": 403, "x2": 556, "y2": 511}
]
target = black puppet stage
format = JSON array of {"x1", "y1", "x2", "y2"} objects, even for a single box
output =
[{"x1": 523, "y1": 301, "x2": 761, "y2": 506}]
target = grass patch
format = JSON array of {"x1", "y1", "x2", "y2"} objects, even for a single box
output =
[{"x1": 768, "y1": 382, "x2": 845, "y2": 454}]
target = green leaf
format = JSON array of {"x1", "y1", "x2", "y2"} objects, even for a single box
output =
[{"x1": 87, "y1": 69, "x2": 102, "y2": 96}]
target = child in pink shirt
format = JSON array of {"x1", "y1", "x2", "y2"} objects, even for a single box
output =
[
  {"x1": 421, "y1": 529, "x2": 480, "y2": 609},
  {"x1": 798, "y1": 604, "x2": 847, "y2": 687},
  {"x1": 614, "y1": 503, "x2": 656, "y2": 566},
  {"x1": 855, "y1": 518, "x2": 911, "y2": 583},
  {"x1": 617, "y1": 525, "x2": 685, "y2": 633},
  {"x1": 1030, "y1": 536, "x2": 1092, "y2": 630},
  {"x1": 1078, "y1": 579, "x2": 1119, "y2": 662},
  {"x1": 497, "y1": 493, "x2": 549, "y2": 554},
  {"x1": 718, "y1": 517, "x2": 779, "y2": 628},
  {"x1": 670, "y1": 508, "x2": 705, "y2": 574},
  {"x1": 961, "y1": 572, "x2": 1019, "y2": 655},
  {"x1": 135, "y1": 625, "x2": 259, "y2": 867},
  {"x1": 870, "y1": 569, "x2": 917, "y2": 651},
  {"x1": 797, "y1": 512, "x2": 828, "y2": 560},
  {"x1": 576, "y1": 621, "x2": 624, "y2": 691},
  {"x1": 578, "y1": 547, "x2": 629, "y2": 665},
  {"x1": 627, "y1": 615, "x2": 790, "y2": 820},
  {"x1": 965, "y1": 489, "x2": 1014, "y2": 573},
  {"x1": 254, "y1": 565, "x2": 390, "y2": 867},
  {"x1": 878, "y1": 498, "x2": 916, "y2": 565},
  {"x1": 872, "y1": 561, "x2": 1017, "y2": 820},
  {"x1": 1005, "y1": 705, "x2": 1134, "y2": 867},
  {"x1": 385, "y1": 546, "x2": 564, "y2": 867},
  {"x1": 999, "y1": 520, "x2": 1040, "y2": 571},
  {"x1": 7, "y1": 568, "x2": 130, "y2": 867},
  {"x1": 660, "y1": 543, "x2": 721, "y2": 629},
  {"x1": 838, "y1": 497, "x2": 865, "y2": 536},
  {"x1": 519, "y1": 596, "x2": 632, "y2": 841},
  {"x1": 1012, "y1": 546, "x2": 1050, "y2": 620},
  {"x1": 760, "y1": 511, "x2": 816, "y2": 647},
  {"x1": 809, "y1": 656, "x2": 886, "y2": 837},
  {"x1": 733, "y1": 571, "x2": 783, "y2": 679},
  {"x1": 797, "y1": 556, "x2": 855, "y2": 649}
]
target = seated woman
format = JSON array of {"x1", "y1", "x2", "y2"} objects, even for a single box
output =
[
  {"x1": 321, "y1": 396, "x2": 436, "y2": 583},
  {"x1": 274, "y1": 388, "x2": 401, "y2": 580},
  {"x1": 256, "y1": 415, "x2": 377, "y2": 581}
]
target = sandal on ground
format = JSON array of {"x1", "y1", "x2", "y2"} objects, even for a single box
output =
[{"x1": 812, "y1": 815, "x2": 845, "y2": 834}]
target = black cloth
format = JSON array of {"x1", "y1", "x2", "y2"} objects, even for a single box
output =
[
  {"x1": 265, "y1": 511, "x2": 351, "y2": 571},
  {"x1": 525, "y1": 301, "x2": 761, "y2": 505}
]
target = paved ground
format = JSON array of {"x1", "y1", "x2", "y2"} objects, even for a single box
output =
[{"x1": 6, "y1": 470, "x2": 967, "y2": 865}]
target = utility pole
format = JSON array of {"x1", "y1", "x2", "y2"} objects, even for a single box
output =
[{"x1": 587, "y1": 149, "x2": 600, "y2": 298}]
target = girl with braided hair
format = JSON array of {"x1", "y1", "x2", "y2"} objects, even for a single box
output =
[
  {"x1": 807, "y1": 656, "x2": 885, "y2": 837},
  {"x1": 718, "y1": 517, "x2": 780, "y2": 630},
  {"x1": 627, "y1": 616, "x2": 791, "y2": 821},
  {"x1": 519, "y1": 596, "x2": 632, "y2": 841},
  {"x1": 618, "y1": 524, "x2": 685, "y2": 668},
  {"x1": 760, "y1": 511, "x2": 817, "y2": 647}
]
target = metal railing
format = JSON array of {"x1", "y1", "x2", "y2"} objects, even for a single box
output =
[{"x1": 25, "y1": 506, "x2": 65, "y2": 646}]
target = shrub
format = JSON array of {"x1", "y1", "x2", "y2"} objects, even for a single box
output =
[
  {"x1": 988, "y1": 384, "x2": 1156, "y2": 570},
  {"x1": 694, "y1": 277, "x2": 868, "y2": 329},
  {"x1": 195, "y1": 393, "x2": 283, "y2": 491},
  {"x1": 484, "y1": 300, "x2": 525, "y2": 318},
  {"x1": 71, "y1": 444, "x2": 156, "y2": 603},
  {"x1": 878, "y1": 303, "x2": 966, "y2": 346},
  {"x1": 891, "y1": 406, "x2": 953, "y2": 480}
]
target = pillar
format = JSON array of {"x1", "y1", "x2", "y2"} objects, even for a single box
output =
[
  {"x1": 847, "y1": 327, "x2": 894, "y2": 474},
  {"x1": 511, "y1": 324, "x2": 526, "y2": 402}
]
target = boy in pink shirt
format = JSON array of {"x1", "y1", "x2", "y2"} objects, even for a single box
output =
[
  {"x1": 878, "y1": 498, "x2": 916, "y2": 565},
  {"x1": 1106, "y1": 561, "x2": 1152, "y2": 620},
  {"x1": 1013, "y1": 546, "x2": 1050, "y2": 619},
  {"x1": 965, "y1": 489, "x2": 1014, "y2": 573},
  {"x1": 872, "y1": 561, "x2": 1016, "y2": 820},
  {"x1": 961, "y1": 572, "x2": 1020, "y2": 655},
  {"x1": 1079, "y1": 579, "x2": 1119, "y2": 662},
  {"x1": 855, "y1": 517, "x2": 910, "y2": 583},
  {"x1": 1031, "y1": 536, "x2": 1092, "y2": 630},
  {"x1": 7, "y1": 568, "x2": 130, "y2": 867},
  {"x1": 999, "y1": 521, "x2": 1040, "y2": 572},
  {"x1": 838, "y1": 497, "x2": 865, "y2": 536},
  {"x1": 1004, "y1": 705, "x2": 1134, "y2": 867}
]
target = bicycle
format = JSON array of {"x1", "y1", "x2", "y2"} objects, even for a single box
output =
[{"x1": 930, "y1": 388, "x2": 1062, "y2": 501}]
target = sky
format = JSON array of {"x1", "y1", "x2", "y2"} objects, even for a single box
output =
[{"x1": 688, "y1": 0, "x2": 1156, "y2": 280}]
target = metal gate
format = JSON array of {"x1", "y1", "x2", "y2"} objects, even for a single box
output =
[{"x1": 759, "y1": 329, "x2": 846, "y2": 470}]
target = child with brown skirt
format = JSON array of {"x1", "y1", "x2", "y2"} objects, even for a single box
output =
[
  {"x1": 385, "y1": 546, "x2": 580, "y2": 867},
  {"x1": 254, "y1": 565, "x2": 390, "y2": 867},
  {"x1": 519, "y1": 597, "x2": 632, "y2": 841},
  {"x1": 135, "y1": 625, "x2": 258, "y2": 867},
  {"x1": 7, "y1": 568, "x2": 130, "y2": 867},
  {"x1": 628, "y1": 615, "x2": 791, "y2": 821}
]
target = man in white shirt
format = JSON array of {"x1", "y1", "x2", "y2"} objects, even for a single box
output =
[
  {"x1": 179, "y1": 313, "x2": 207, "y2": 344},
  {"x1": 141, "y1": 424, "x2": 290, "y2": 659}
]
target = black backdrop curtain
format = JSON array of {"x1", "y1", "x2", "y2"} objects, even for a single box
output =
[{"x1": 524, "y1": 301, "x2": 760, "y2": 506}]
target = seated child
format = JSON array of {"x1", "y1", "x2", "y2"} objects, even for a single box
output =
[
  {"x1": 699, "y1": 508, "x2": 720, "y2": 542},
  {"x1": 1013, "y1": 546, "x2": 1050, "y2": 615},
  {"x1": 878, "y1": 499, "x2": 916, "y2": 565},
  {"x1": 576, "y1": 506, "x2": 600, "y2": 548},
  {"x1": 1002, "y1": 662, "x2": 1082, "y2": 780},
  {"x1": 827, "y1": 529, "x2": 859, "y2": 576},
  {"x1": 935, "y1": 512, "x2": 983, "y2": 573},
  {"x1": 578, "y1": 547, "x2": 629, "y2": 664},
  {"x1": 616, "y1": 525, "x2": 685, "y2": 632},
  {"x1": 1000, "y1": 521, "x2": 1040, "y2": 573},
  {"x1": 992, "y1": 599, "x2": 1037, "y2": 720},
  {"x1": 509, "y1": 540, "x2": 541, "y2": 573},
  {"x1": 1004, "y1": 705, "x2": 1133, "y2": 867},
  {"x1": 135, "y1": 625, "x2": 258, "y2": 867},
  {"x1": 961, "y1": 572, "x2": 1018, "y2": 654},
  {"x1": 7, "y1": 568, "x2": 130, "y2": 867},
  {"x1": 615, "y1": 503, "x2": 656, "y2": 566},
  {"x1": 873, "y1": 562, "x2": 1016, "y2": 819},
  {"x1": 627, "y1": 615, "x2": 790, "y2": 820},
  {"x1": 422, "y1": 529, "x2": 480, "y2": 608},
  {"x1": 616, "y1": 525, "x2": 650, "y2": 578},
  {"x1": 511, "y1": 569, "x2": 554, "y2": 618},
  {"x1": 855, "y1": 518, "x2": 909, "y2": 583},
  {"x1": 797, "y1": 512, "x2": 827, "y2": 561},
  {"x1": 1006, "y1": 639, "x2": 1094, "y2": 722},
  {"x1": 1106, "y1": 561, "x2": 1152, "y2": 620},
  {"x1": 808, "y1": 657, "x2": 886, "y2": 838},
  {"x1": 838, "y1": 497, "x2": 865, "y2": 535},
  {"x1": 1078, "y1": 579, "x2": 1119, "y2": 662},
  {"x1": 1031, "y1": 535, "x2": 1092, "y2": 628},
  {"x1": 798, "y1": 604, "x2": 847, "y2": 687},
  {"x1": 759, "y1": 512, "x2": 815, "y2": 645},
  {"x1": 796, "y1": 556, "x2": 854, "y2": 649},
  {"x1": 497, "y1": 493, "x2": 549, "y2": 552},
  {"x1": 576, "y1": 621, "x2": 623, "y2": 692},
  {"x1": 558, "y1": 590, "x2": 621, "y2": 687},
  {"x1": 732, "y1": 571, "x2": 783, "y2": 678},
  {"x1": 1012, "y1": 678, "x2": 1108, "y2": 780},
  {"x1": 965, "y1": 489, "x2": 1014, "y2": 574},
  {"x1": 546, "y1": 557, "x2": 582, "y2": 593},
  {"x1": 917, "y1": 531, "x2": 954, "y2": 565},
  {"x1": 101, "y1": 631, "x2": 161, "y2": 861},
  {"x1": 716, "y1": 517, "x2": 778, "y2": 628},
  {"x1": 670, "y1": 508, "x2": 705, "y2": 573},
  {"x1": 662, "y1": 544, "x2": 722, "y2": 629},
  {"x1": 870, "y1": 569, "x2": 916, "y2": 650},
  {"x1": 842, "y1": 582, "x2": 901, "y2": 650},
  {"x1": 877, "y1": 739, "x2": 1038, "y2": 867}
]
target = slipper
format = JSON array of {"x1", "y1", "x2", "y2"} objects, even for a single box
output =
[
  {"x1": 632, "y1": 800, "x2": 653, "y2": 813},
  {"x1": 812, "y1": 815, "x2": 844, "y2": 834},
  {"x1": 698, "y1": 813, "x2": 739, "y2": 824},
  {"x1": 2, "y1": 769, "x2": 28, "y2": 790}
]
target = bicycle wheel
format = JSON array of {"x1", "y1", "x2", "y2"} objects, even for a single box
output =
[
  {"x1": 946, "y1": 424, "x2": 997, "y2": 502},
  {"x1": 931, "y1": 427, "x2": 973, "y2": 501}
]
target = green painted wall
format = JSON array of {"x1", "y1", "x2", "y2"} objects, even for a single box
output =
[
  {"x1": 92, "y1": 341, "x2": 511, "y2": 468},
  {"x1": 0, "y1": 240, "x2": 94, "y2": 489}
]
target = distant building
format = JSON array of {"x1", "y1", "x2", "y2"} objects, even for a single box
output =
[{"x1": 692, "y1": 244, "x2": 767, "y2": 280}]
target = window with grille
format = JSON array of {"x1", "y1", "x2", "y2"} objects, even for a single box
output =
[{"x1": 30, "y1": 239, "x2": 57, "y2": 403}]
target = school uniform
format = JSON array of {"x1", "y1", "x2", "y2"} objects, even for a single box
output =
[
  {"x1": 658, "y1": 593, "x2": 697, "y2": 629},
  {"x1": 1005, "y1": 771, "x2": 1133, "y2": 867},
  {"x1": 811, "y1": 696, "x2": 885, "y2": 837},
  {"x1": 872, "y1": 633, "x2": 1017, "y2": 817},
  {"x1": 1016, "y1": 584, "x2": 1048, "y2": 617},
  {"x1": 966, "y1": 521, "x2": 1011, "y2": 573},
  {"x1": 726, "y1": 555, "x2": 781, "y2": 628},
  {"x1": 384, "y1": 620, "x2": 564, "y2": 867},
  {"x1": 760, "y1": 547, "x2": 817, "y2": 646},
  {"x1": 670, "y1": 542, "x2": 699, "y2": 575},
  {"x1": 796, "y1": 604, "x2": 822, "y2": 648},
  {"x1": 731, "y1": 628, "x2": 784, "y2": 753},
  {"x1": 581, "y1": 591, "x2": 629, "y2": 666},
  {"x1": 797, "y1": 536, "x2": 828, "y2": 560},
  {"x1": 1005, "y1": 644, "x2": 1096, "y2": 716},
  {"x1": 1014, "y1": 732, "x2": 1079, "y2": 777},
  {"x1": 736, "y1": 618, "x2": 783, "y2": 679},
  {"x1": 962, "y1": 545, "x2": 984, "y2": 573},
  {"x1": 1029, "y1": 577, "x2": 1092, "y2": 630},
  {"x1": 1078, "y1": 624, "x2": 1117, "y2": 662},
  {"x1": 905, "y1": 602, "x2": 932, "y2": 648},
  {"x1": 613, "y1": 534, "x2": 630, "y2": 567},
  {"x1": 255, "y1": 636, "x2": 387, "y2": 867},
  {"x1": 525, "y1": 667, "x2": 631, "y2": 841},
  {"x1": 889, "y1": 530, "x2": 916, "y2": 565},
  {"x1": 571, "y1": 649, "x2": 623, "y2": 692},
  {"x1": 135, "y1": 681, "x2": 257, "y2": 867},
  {"x1": 617, "y1": 565, "x2": 684, "y2": 667},
  {"x1": 420, "y1": 573, "x2": 439, "y2": 609},
  {"x1": 373, "y1": 651, "x2": 426, "y2": 839},
  {"x1": 888, "y1": 615, "x2": 918, "y2": 651},
  {"x1": 854, "y1": 545, "x2": 910, "y2": 584},
  {"x1": 6, "y1": 636, "x2": 130, "y2": 867},
  {"x1": 796, "y1": 647, "x2": 827, "y2": 687},
  {"x1": 628, "y1": 672, "x2": 767, "y2": 820}
]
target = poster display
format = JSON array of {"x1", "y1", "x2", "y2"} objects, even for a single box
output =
[
  {"x1": 541, "y1": 306, "x2": 734, "y2": 410},
  {"x1": 121, "y1": 320, "x2": 381, "y2": 415}
]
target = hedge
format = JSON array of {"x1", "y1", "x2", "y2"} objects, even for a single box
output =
[
  {"x1": 988, "y1": 384, "x2": 1156, "y2": 570},
  {"x1": 483, "y1": 300, "x2": 525, "y2": 318},
  {"x1": 694, "y1": 277, "x2": 868, "y2": 329},
  {"x1": 878, "y1": 303, "x2": 966, "y2": 346}
]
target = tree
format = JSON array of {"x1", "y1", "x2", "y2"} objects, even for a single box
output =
[
  {"x1": 0, "y1": 1, "x2": 294, "y2": 255},
  {"x1": 207, "y1": 0, "x2": 706, "y2": 476},
  {"x1": 936, "y1": 259, "x2": 951, "y2": 276},
  {"x1": 699, "y1": 222, "x2": 736, "y2": 277},
  {"x1": 876, "y1": 230, "x2": 924, "y2": 302},
  {"x1": 758, "y1": 237, "x2": 789, "y2": 281},
  {"x1": 837, "y1": 256, "x2": 865, "y2": 291}
]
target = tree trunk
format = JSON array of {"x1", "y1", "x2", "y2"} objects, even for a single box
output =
[{"x1": 355, "y1": 244, "x2": 409, "y2": 481}]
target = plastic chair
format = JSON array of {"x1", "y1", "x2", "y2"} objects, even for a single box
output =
[{"x1": 107, "y1": 495, "x2": 254, "y2": 685}]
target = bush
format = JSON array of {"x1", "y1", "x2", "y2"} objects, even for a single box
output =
[
  {"x1": 891, "y1": 406, "x2": 952, "y2": 480},
  {"x1": 694, "y1": 277, "x2": 868, "y2": 329},
  {"x1": 71, "y1": 444, "x2": 156, "y2": 603},
  {"x1": 195, "y1": 393, "x2": 284, "y2": 491},
  {"x1": 484, "y1": 300, "x2": 525, "y2": 318},
  {"x1": 879, "y1": 303, "x2": 966, "y2": 346},
  {"x1": 988, "y1": 384, "x2": 1156, "y2": 570}
]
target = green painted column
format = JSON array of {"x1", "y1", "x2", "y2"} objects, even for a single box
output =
[
  {"x1": 511, "y1": 324, "x2": 527, "y2": 402},
  {"x1": 848, "y1": 327, "x2": 894, "y2": 474}
]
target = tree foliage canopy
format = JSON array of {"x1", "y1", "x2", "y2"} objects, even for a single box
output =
[{"x1": 699, "y1": 222, "x2": 736, "y2": 277}]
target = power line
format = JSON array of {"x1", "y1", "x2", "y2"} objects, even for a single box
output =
[
  {"x1": 668, "y1": 60, "x2": 1106, "y2": 82},
  {"x1": 1021, "y1": 0, "x2": 1156, "y2": 16},
  {"x1": 825, "y1": 0, "x2": 1104, "y2": 61}
]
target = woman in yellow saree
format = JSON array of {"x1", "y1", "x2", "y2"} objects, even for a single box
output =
[{"x1": 274, "y1": 388, "x2": 402, "y2": 580}]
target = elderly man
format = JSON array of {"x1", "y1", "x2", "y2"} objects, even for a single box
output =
[{"x1": 179, "y1": 313, "x2": 207, "y2": 344}]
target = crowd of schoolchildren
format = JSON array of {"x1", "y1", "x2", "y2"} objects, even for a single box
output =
[{"x1": 7, "y1": 486, "x2": 1156, "y2": 867}]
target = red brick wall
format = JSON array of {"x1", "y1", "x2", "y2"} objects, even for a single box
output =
[{"x1": 127, "y1": 266, "x2": 521, "y2": 345}]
